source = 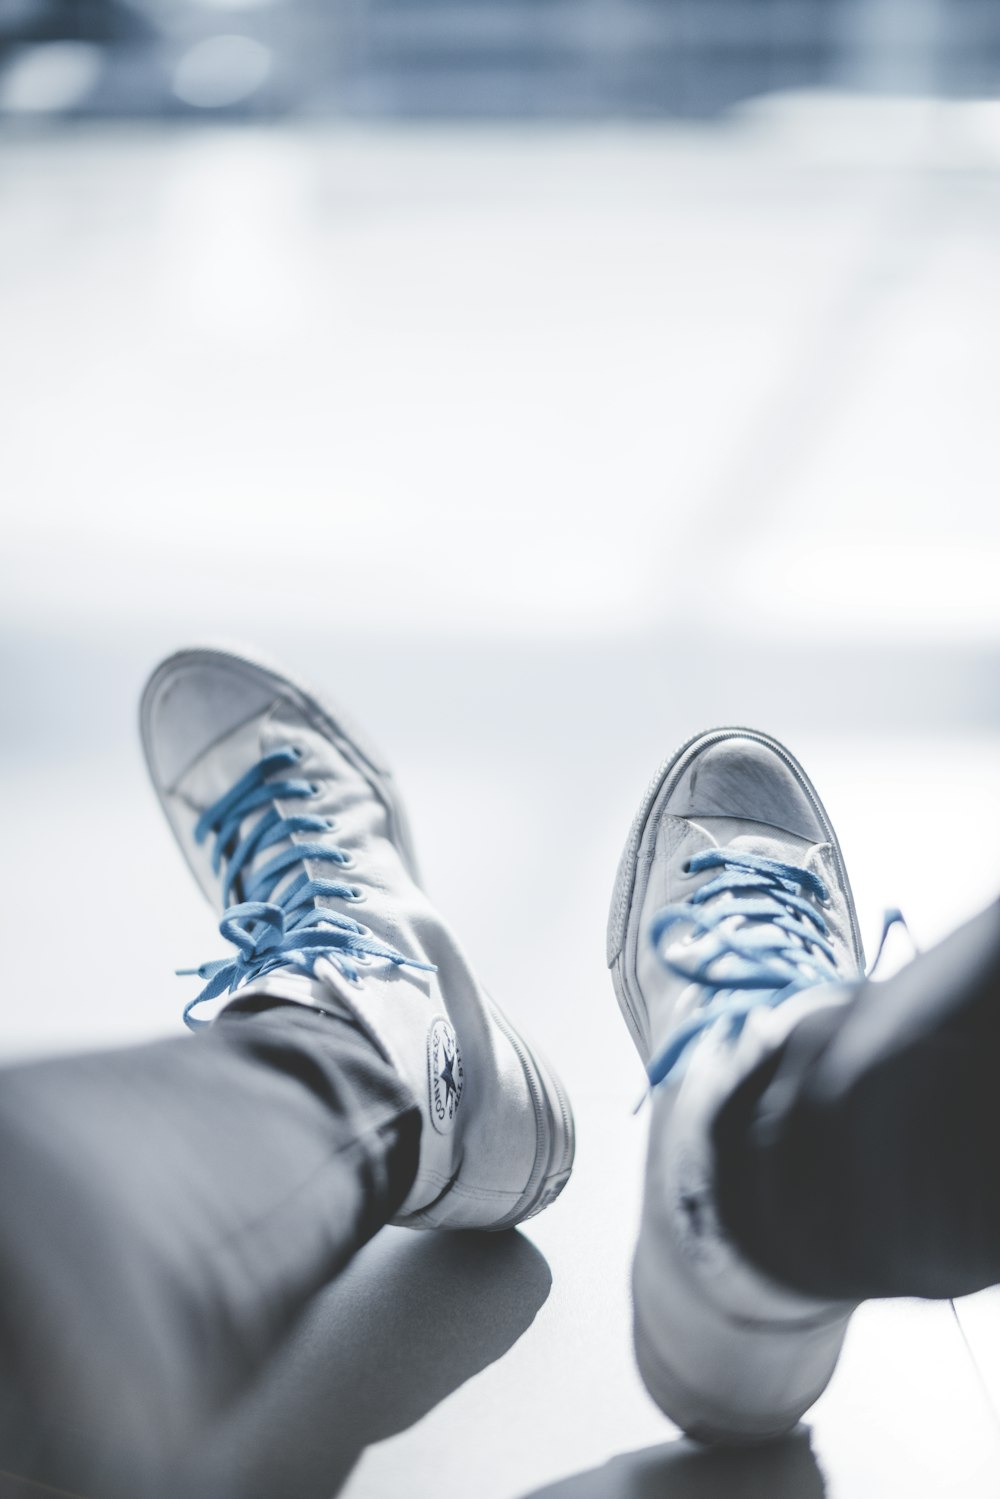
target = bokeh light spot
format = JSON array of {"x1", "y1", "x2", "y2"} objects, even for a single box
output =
[{"x1": 172, "y1": 35, "x2": 271, "y2": 110}]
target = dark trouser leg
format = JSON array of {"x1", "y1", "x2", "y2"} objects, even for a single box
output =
[
  {"x1": 713, "y1": 899, "x2": 1000, "y2": 1302},
  {"x1": 0, "y1": 999, "x2": 419, "y2": 1498}
]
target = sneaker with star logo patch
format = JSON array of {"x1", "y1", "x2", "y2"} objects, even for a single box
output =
[{"x1": 141, "y1": 645, "x2": 574, "y2": 1230}]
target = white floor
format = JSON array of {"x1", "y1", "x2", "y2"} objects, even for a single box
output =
[{"x1": 2, "y1": 100, "x2": 1000, "y2": 1496}]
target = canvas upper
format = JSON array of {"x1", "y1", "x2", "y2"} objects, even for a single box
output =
[
  {"x1": 141, "y1": 646, "x2": 574, "y2": 1231},
  {"x1": 608, "y1": 727, "x2": 865, "y2": 1441}
]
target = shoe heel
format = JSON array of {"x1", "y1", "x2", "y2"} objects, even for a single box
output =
[
  {"x1": 485, "y1": 1001, "x2": 576, "y2": 1230},
  {"x1": 631, "y1": 1227, "x2": 850, "y2": 1444}
]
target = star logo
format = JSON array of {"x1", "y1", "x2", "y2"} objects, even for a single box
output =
[
  {"x1": 428, "y1": 1018, "x2": 464, "y2": 1134},
  {"x1": 439, "y1": 1044, "x2": 459, "y2": 1103}
]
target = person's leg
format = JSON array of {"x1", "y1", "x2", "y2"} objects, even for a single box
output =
[
  {"x1": 714, "y1": 897, "x2": 1000, "y2": 1302},
  {"x1": 0, "y1": 642, "x2": 575, "y2": 1495},
  {"x1": 0, "y1": 996, "x2": 419, "y2": 1498}
]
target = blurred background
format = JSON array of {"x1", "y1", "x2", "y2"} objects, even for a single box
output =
[
  {"x1": 2, "y1": 6, "x2": 1000, "y2": 1494},
  {"x1": 2, "y1": 0, "x2": 1000, "y2": 117},
  {"x1": 3, "y1": 0, "x2": 999, "y2": 1039}
]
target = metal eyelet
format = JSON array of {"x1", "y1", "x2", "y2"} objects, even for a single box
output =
[{"x1": 349, "y1": 925, "x2": 373, "y2": 970}]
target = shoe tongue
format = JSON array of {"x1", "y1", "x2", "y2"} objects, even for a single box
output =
[
  {"x1": 654, "y1": 823, "x2": 825, "y2": 1039},
  {"x1": 691, "y1": 816, "x2": 814, "y2": 864},
  {"x1": 684, "y1": 820, "x2": 809, "y2": 964}
]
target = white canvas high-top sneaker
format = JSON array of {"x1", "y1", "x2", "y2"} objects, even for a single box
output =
[
  {"x1": 141, "y1": 646, "x2": 574, "y2": 1230},
  {"x1": 608, "y1": 728, "x2": 865, "y2": 1442}
]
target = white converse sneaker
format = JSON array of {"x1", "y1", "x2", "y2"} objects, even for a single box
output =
[
  {"x1": 607, "y1": 728, "x2": 865, "y2": 1442},
  {"x1": 141, "y1": 646, "x2": 574, "y2": 1230}
]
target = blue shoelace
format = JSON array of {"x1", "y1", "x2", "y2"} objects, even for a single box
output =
[
  {"x1": 645, "y1": 848, "x2": 846, "y2": 1087},
  {"x1": 179, "y1": 745, "x2": 433, "y2": 1029}
]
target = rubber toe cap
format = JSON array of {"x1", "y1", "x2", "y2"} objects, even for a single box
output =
[
  {"x1": 141, "y1": 650, "x2": 281, "y2": 791},
  {"x1": 666, "y1": 734, "x2": 826, "y2": 842}
]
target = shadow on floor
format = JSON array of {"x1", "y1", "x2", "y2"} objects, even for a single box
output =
[
  {"x1": 194, "y1": 1225, "x2": 551, "y2": 1499},
  {"x1": 518, "y1": 1425, "x2": 824, "y2": 1499}
]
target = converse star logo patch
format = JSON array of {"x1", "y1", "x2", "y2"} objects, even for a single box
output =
[{"x1": 428, "y1": 1017, "x2": 464, "y2": 1134}]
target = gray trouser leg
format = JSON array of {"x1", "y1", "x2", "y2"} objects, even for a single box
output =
[{"x1": 0, "y1": 999, "x2": 419, "y2": 1498}]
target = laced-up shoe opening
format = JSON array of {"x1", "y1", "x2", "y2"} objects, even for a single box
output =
[
  {"x1": 177, "y1": 744, "x2": 434, "y2": 1028},
  {"x1": 646, "y1": 848, "x2": 842, "y2": 1087}
]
